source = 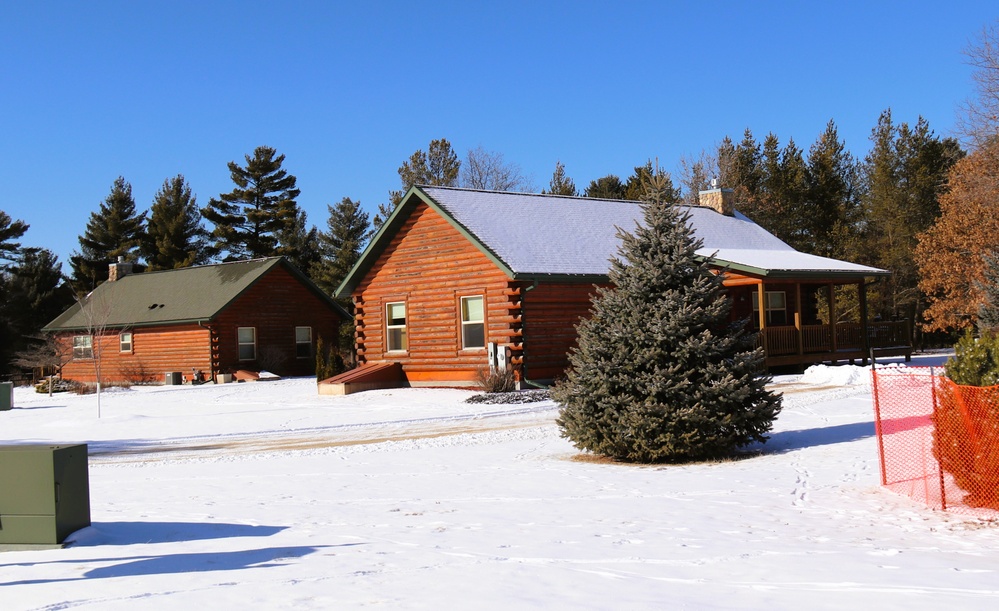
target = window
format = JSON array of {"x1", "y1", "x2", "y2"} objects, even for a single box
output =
[
  {"x1": 460, "y1": 296, "x2": 485, "y2": 349},
  {"x1": 73, "y1": 335, "x2": 93, "y2": 359},
  {"x1": 386, "y1": 302, "x2": 407, "y2": 352},
  {"x1": 295, "y1": 326, "x2": 312, "y2": 359},
  {"x1": 119, "y1": 332, "x2": 133, "y2": 353},
  {"x1": 237, "y1": 327, "x2": 256, "y2": 361},
  {"x1": 751, "y1": 291, "x2": 788, "y2": 326}
]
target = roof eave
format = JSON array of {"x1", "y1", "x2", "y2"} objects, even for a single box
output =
[{"x1": 701, "y1": 255, "x2": 891, "y2": 280}]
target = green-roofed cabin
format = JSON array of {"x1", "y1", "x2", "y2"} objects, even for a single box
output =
[
  {"x1": 43, "y1": 257, "x2": 349, "y2": 384},
  {"x1": 334, "y1": 186, "x2": 912, "y2": 390}
]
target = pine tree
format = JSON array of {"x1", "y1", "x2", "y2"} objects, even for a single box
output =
[
  {"x1": 553, "y1": 166, "x2": 781, "y2": 463},
  {"x1": 0, "y1": 210, "x2": 28, "y2": 269},
  {"x1": 860, "y1": 110, "x2": 963, "y2": 327},
  {"x1": 202, "y1": 146, "x2": 302, "y2": 261},
  {"x1": 313, "y1": 197, "x2": 372, "y2": 296},
  {"x1": 583, "y1": 174, "x2": 626, "y2": 199},
  {"x1": 277, "y1": 208, "x2": 320, "y2": 275},
  {"x1": 804, "y1": 121, "x2": 860, "y2": 259},
  {"x1": 543, "y1": 161, "x2": 577, "y2": 196},
  {"x1": 0, "y1": 248, "x2": 74, "y2": 375},
  {"x1": 388, "y1": 138, "x2": 461, "y2": 205},
  {"x1": 377, "y1": 138, "x2": 462, "y2": 227},
  {"x1": 70, "y1": 177, "x2": 146, "y2": 292},
  {"x1": 143, "y1": 175, "x2": 213, "y2": 270}
]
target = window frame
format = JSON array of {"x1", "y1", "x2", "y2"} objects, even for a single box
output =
[
  {"x1": 73, "y1": 335, "x2": 93, "y2": 360},
  {"x1": 237, "y1": 326, "x2": 257, "y2": 361},
  {"x1": 385, "y1": 301, "x2": 408, "y2": 353},
  {"x1": 295, "y1": 326, "x2": 312, "y2": 359},
  {"x1": 751, "y1": 290, "x2": 788, "y2": 326},
  {"x1": 459, "y1": 295, "x2": 486, "y2": 350},
  {"x1": 119, "y1": 331, "x2": 133, "y2": 353}
]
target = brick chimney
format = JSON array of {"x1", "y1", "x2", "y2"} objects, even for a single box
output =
[
  {"x1": 697, "y1": 187, "x2": 735, "y2": 216},
  {"x1": 108, "y1": 256, "x2": 133, "y2": 282}
]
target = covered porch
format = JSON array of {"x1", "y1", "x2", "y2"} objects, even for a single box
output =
[{"x1": 723, "y1": 272, "x2": 912, "y2": 370}]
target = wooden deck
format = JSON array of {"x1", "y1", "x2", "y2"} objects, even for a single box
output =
[{"x1": 759, "y1": 320, "x2": 912, "y2": 368}]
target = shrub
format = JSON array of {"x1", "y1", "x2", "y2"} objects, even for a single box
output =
[
  {"x1": 315, "y1": 336, "x2": 346, "y2": 382},
  {"x1": 934, "y1": 330, "x2": 999, "y2": 509},
  {"x1": 474, "y1": 367, "x2": 516, "y2": 393},
  {"x1": 945, "y1": 330, "x2": 999, "y2": 386}
]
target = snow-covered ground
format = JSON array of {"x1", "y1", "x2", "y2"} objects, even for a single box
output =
[{"x1": 3, "y1": 351, "x2": 998, "y2": 610}]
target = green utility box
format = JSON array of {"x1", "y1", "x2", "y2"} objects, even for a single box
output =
[
  {"x1": 0, "y1": 444, "x2": 91, "y2": 545},
  {"x1": 0, "y1": 382, "x2": 12, "y2": 410}
]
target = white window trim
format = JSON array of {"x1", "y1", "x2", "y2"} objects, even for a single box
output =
[
  {"x1": 385, "y1": 301, "x2": 407, "y2": 353},
  {"x1": 460, "y1": 295, "x2": 486, "y2": 350},
  {"x1": 119, "y1": 331, "x2": 133, "y2": 353},
  {"x1": 73, "y1": 335, "x2": 93, "y2": 360}
]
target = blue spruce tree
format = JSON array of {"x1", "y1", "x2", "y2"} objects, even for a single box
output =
[{"x1": 554, "y1": 168, "x2": 781, "y2": 462}]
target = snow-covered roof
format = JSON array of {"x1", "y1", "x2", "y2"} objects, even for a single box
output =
[{"x1": 336, "y1": 186, "x2": 886, "y2": 296}]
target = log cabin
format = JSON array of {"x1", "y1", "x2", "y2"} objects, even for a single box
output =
[
  {"x1": 329, "y1": 185, "x2": 909, "y2": 393},
  {"x1": 43, "y1": 257, "x2": 349, "y2": 385}
]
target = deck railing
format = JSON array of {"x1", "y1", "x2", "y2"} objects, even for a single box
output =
[{"x1": 760, "y1": 320, "x2": 910, "y2": 357}]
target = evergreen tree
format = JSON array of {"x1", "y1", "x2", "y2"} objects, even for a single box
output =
[
  {"x1": 553, "y1": 166, "x2": 781, "y2": 463},
  {"x1": 543, "y1": 161, "x2": 577, "y2": 196},
  {"x1": 977, "y1": 251, "x2": 999, "y2": 333},
  {"x1": 388, "y1": 138, "x2": 461, "y2": 205},
  {"x1": 202, "y1": 146, "x2": 301, "y2": 261},
  {"x1": 0, "y1": 248, "x2": 74, "y2": 375},
  {"x1": 377, "y1": 138, "x2": 461, "y2": 227},
  {"x1": 860, "y1": 110, "x2": 963, "y2": 327},
  {"x1": 278, "y1": 208, "x2": 320, "y2": 275},
  {"x1": 143, "y1": 175, "x2": 213, "y2": 270},
  {"x1": 313, "y1": 197, "x2": 372, "y2": 296},
  {"x1": 804, "y1": 120, "x2": 860, "y2": 259},
  {"x1": 70, "y1": 177, "x2": 146, "y2": 292},
  {"x1": 0, "y1": 210, "x2": 28, "y2": 269},
  {"x1": 583, "y1": 174, "x2": 626, "y2": 199}
]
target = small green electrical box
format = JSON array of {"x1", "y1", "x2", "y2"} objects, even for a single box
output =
[
  {"x1": 0, "y1": 444, "x2": 91, "y2": 545},
  {"x1": 0, "y1": 382, "x2": 12, "y2": 410}
]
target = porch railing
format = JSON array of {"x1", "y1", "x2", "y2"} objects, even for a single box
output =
[{"x1": 760, "y1": 320, "x2": 910, "y2": 357}]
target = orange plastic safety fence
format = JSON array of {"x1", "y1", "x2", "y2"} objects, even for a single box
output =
[{"x1": 871, "y1": 367, "x2": 999, "y2": 519}]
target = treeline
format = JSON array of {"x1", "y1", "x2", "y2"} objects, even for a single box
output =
[{"x1": 3, "y1": 14, "x2": 999, "y2": 380}]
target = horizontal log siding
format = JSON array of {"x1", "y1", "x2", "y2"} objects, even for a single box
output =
[
  {"x1": 353, "y1": 202, "x2": 517, "y2": 383},
  {"x1": 521, "y1": 282, "x2": 601, "y2": 381},
  {"x1": 59, "y1": 265, "x2": 342, "y2": 384},
  {"x1": 212, "y1": 265, "x2": 342, "y2": 377},
  {"x1": 59, "y1": 325, "x2": 211, "y2": 384}
]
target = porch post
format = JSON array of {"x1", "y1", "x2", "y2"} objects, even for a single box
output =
[
  {"x1": 757, "y1": 280, "x2": 767, "y2": 356},
  {"x1": 795, "y1": 282, "x2": 803, "y2": 358},
  {"x1": 859, "y1": 280, "x2": 870, "y2": 365},
  {"x1": 828, "y1": 283, "x2": 837, "y2": 358}
]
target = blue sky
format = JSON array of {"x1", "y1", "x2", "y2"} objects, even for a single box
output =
[{"x1": 2, "y1": 1, "x2": 996, "y2": 271}]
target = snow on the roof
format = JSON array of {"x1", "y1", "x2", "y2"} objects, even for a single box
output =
[{"x1": 421, "y1": 187, "x2": 884, "y2": 277}]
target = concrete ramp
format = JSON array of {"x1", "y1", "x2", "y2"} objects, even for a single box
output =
[{"x1": 318, "y1": 362, "x2": 404, "y2": 396}]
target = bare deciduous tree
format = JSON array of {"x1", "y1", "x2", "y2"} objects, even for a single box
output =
[
  {"x1": 460, "y1": 147, "x2": 533, "y2": 192},
  {"x1": 76, "y1": 284, "x2": 120, "y2": 417},
  {"x1": 957, "y1": 21, "x2": 999, "y2": 148}
]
